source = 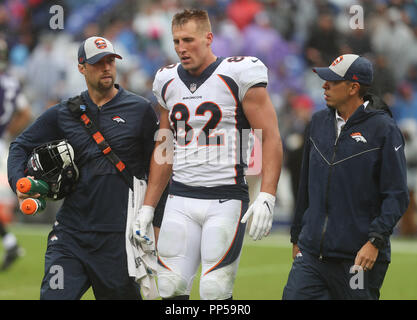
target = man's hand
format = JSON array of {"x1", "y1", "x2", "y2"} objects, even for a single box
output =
[
  {"x1": 241, "y1": 192, "x2": 276, "y2": 240},
  {"x1": 133, "y1": 205, "x2": 155, "y2": 245},
  {"x1": 16, "y1": 176, "x2": 39, "y2": 207},
  {"x1": 16, "y1": 189, "x2": 40, "y2": 206},
  {"x1": 354, "y1": 241, "x2": 379, "y2": 271},
  {"x1": 292, "y1": 243, "x2": 301, "y2": 260}
]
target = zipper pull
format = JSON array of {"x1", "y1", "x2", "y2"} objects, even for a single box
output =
[{"x1": 334, "y1": 124, "x2": 345, "y2": 146}]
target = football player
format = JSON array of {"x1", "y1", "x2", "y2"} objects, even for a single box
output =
[
  {"x1": 0, "y1": 38, "x2": 31, "y2": 271},
  {"x1": 133, "y1": 9, "x2": 283, "y2": 300}
]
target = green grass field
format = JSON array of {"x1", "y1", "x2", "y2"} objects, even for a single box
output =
[{"x1": 0, "y1": 223, "x2": 416, "y2": 300}]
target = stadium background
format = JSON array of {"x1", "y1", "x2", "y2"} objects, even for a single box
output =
[{"x1": 1, "y1": 0, "x2": 417, "y2": 300}]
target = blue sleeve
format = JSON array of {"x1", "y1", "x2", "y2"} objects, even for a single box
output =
[
  {"x1": 369, "y1": 122, "x2": 409, "y2": 244},
  {"x1": 141, "y1": 104, "x2": 159, "y2": 170},
  {"x1": 7, "y1": 104, "x2": 63, "y2": 192},
  {"x1": 290, "y1": 123, "x2": 311, "y2": 244}
]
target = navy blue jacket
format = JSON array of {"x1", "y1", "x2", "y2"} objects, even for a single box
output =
[
  {"x1": 291, "y1": 95, "x2": 409, "y2": 262},
  {"x1": 8, "y1": 85, "x2": 158, "y2": 232}
]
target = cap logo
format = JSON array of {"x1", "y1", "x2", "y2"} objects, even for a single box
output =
[
  {"x1": 78, "y1": 57, "x2": 84, "y2": 63},
  {"x1": 94, "y1": 38, "x2": 107, "y2": 49},
  {"x1": 331, "y1": 56, "x2": 344, "y2": 66}
]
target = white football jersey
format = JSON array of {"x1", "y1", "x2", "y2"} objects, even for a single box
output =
[{"x1": 153, "y1": 56, "x2": 268, "y2": 190}]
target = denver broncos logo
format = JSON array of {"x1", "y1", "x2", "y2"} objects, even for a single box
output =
[
  {"x1": 112, "y1": 116, "x2": 126, "y2": 124},
  {"x1": 331, "y1": 55, "x2": 344, "y2": 66},
  {"x1": 94, "y1": 38, "x2": 107, "y2": 49},
  {"x1": 350, "y1": 132, "x2": 367, "y2": 143}
]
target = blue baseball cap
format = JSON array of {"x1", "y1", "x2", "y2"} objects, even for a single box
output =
[
  {"x1": 313, "y1": 54, "x2": 373, "y2": 85},
  {"x1": 78, "y1": 36, "x2": 122, "y2": 65}
]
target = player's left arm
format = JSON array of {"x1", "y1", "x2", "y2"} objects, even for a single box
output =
[
  {"x1": 241, "y1": 86, "x2": 283, "y2": 240},
  {"x1": 242, "y1": 86, "x2": 283, "y2": 196}
]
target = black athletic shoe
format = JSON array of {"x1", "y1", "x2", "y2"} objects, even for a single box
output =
[{"x1": 1, "y1": 245, "x2": 24, "y2": 271}]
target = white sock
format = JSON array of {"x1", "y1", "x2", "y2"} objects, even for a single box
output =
[{"x1": 3, "y1": 233, "x2": 17, "y2": 250}]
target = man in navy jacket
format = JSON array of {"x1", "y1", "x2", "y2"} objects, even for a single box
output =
[
  {"x1": 7, "y1": 37, "x2": 161, "y2": 299},
  {"x1": 283, "y1": 54, "x2": 409, "y2": 300}
]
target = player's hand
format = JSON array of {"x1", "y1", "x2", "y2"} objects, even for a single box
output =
[
  {"x1": 133, "y1": 205, "x2": 155, "y2": 245},
  {"x1": 241, "y1": 192, "x2": 276, "y2": 241}
]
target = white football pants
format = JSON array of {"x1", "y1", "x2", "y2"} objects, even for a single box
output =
[{"x1": 157, "y1": 195, "x2": 247, "y2": 300}]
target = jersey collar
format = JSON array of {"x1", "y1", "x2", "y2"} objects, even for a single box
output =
[{"x1": 177, "y1": 57, "x2": 224, "y2": 94}]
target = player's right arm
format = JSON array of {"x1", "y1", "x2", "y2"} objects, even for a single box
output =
[
  {"x1": 133, "y1": 105, "x2": 173, "y2": 244},
  {"x1": 143, "y1": 105, "x2": 173, "y2": 208},
  {"x1": 134, "y1": 65, "x2": 177, "y2": 244},
  {"x1": 142, "y1": 64, "x2": 177, "y2": 207}
]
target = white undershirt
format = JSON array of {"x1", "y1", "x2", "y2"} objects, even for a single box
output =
[{"x1": 335, "y1": 100, "x2": 369, "y2": 137}]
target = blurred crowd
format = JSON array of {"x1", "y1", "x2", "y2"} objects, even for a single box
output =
[{"x1": 1, "y1": 0, "x2": 417, "y2": 234}]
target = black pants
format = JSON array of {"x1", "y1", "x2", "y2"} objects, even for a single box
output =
[
  {"x1": 40, "y1": 223, "x2": 142, "y2": 300},
  {"x1": 282, "y1": 251, "x2": 389, "y2": 300}
]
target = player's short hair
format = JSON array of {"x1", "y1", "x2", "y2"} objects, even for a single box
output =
[{"x1": 172, "y1": 9, "x2": 212, "y2": 33}]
